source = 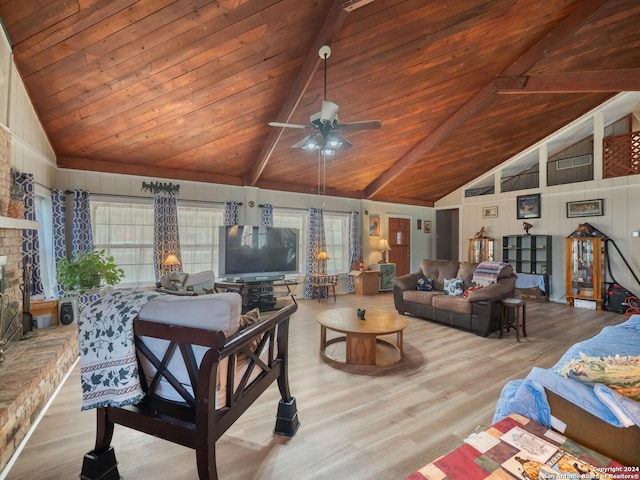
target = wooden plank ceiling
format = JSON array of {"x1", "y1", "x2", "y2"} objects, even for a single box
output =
[{"x1": 1, "y1": 0, "x2": 639, "y2": 206}]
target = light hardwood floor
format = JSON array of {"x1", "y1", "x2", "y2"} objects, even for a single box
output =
[{"x1": 4, "y1": 293, "x2": 625, "y2": 480}]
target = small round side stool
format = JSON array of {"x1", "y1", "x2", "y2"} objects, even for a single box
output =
[{"x1": 500, "y1": 298, "x2": 527, "y2": 342}]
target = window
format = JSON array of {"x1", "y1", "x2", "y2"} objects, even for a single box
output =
[
  {"x1": 323, "y1": 213, "x2": 350, "y2": 274},
  {"x1": 273, "y1": 210, "x2": 350, "y2": 274},
  {"x1": 92, "y1": 199, "x2": 224, "y2": 285},
  {"x1": 92, "y1": 200, "x2": 155, "y2": 286},
  {"x1": 273, "y1": 210, "x2": 306, "y2": 275},
  {"x1": 91, "y1": 200, "x2": 350, "y2": 283},
  {"x1": 177, "y1": 204, "x2": 224, "y2": 275},
  {"x1": 35, "y1": 193, "x2": 55, "y2": 297}
]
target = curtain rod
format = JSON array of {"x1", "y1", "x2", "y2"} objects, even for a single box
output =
[{"x1": 64, "y1": 191, "x2": 243, "y2": 205}]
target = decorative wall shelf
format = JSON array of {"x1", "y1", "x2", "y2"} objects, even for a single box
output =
[{"x1": 0, "y1": 216, "x2": 38, "y2": 230}]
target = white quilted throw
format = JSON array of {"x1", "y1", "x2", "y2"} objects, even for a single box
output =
[{"x1": 79, "y1": 289, "x2": 159, "y2": 411}]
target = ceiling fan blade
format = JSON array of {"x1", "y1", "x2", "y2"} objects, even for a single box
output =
[
  {"x1": 339, "y1": 120, "x2": 382, "y2": 130},
  {"x1": 320, "y1": 101, "x2": 339, "y2": 123},
  {"x1": 340, "y1": 137, "x2": 353, "y2": 150},
  {"x1": 268, "y1": 121, "x2": 309, "y2": 129}
]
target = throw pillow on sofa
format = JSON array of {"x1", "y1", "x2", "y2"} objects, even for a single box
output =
[
  {"x1": 161, "y1": 271, "x2": 188, "y2": 291},
  {"x1": 462, "y1": 285, "x2": 483, "y2": 299},
  {"x1": 238, "y1": 308, "x2": 261, "y2": 354},
  {"x1": 444, "y1": 278, "x2": 464, "y2": 296},
  {"x1": 417, "y1": 273, "x2": 435, "y2": 291}
]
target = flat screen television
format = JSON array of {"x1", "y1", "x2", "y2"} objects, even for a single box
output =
[{"x1": 218, "y1": 225, "x2": 299, "y2": 280}]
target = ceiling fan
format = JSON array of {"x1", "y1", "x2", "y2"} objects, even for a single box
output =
[{"x1": 269, "y1": 45, "x2": 382, "y2": 156}]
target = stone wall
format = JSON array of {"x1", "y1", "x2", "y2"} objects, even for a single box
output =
[{"x1": 0, "y1": 127, "x2": 26, "y2": 344}]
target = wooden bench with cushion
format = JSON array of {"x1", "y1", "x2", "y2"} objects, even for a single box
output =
[{"x1": 80, "y1": 293, "x2": 298, "y2": 480}]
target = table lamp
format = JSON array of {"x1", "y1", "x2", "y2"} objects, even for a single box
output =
[
  {"x1": 163, "y1": 254, "x2": 180, "y2": 266},
  {"x1": 316, "y1": 251, "x2": 330, "y2": 261},
  {"x1": 378, "y1": 238, "x2": 390, "y2": 263}
]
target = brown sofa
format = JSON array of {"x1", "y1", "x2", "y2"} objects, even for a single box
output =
[{"x1": 393, "y1": 259, "x2": 516, "y2": 336}]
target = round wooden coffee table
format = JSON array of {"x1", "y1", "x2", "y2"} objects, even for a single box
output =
[{"x1": 316, "y1": 308, "x2": 409, "y2": 371}]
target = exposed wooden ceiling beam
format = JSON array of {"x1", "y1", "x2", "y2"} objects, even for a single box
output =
[
  {"x1": 495, "y1": 69, "x2": 640, "y2": 93},
  {"x1": 247, "y1": 0, "x2": 349, "y2": 186},
  {"x1": 364, "y1": 0, "x2": 611, "y2": 199}
]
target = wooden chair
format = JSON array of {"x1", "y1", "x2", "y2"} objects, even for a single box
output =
[
  {"x1": 80, "y1": 302, "x2": 299, "y2": 480},
  {"x1": 309, "y1": 274, "x2": 338, "y2": 302}
]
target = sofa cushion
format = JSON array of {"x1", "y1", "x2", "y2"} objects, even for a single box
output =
[
  {"x1": 139, "y1": 292, "x2": 242, "y2": 337},
  {"x1": 432, "y1": 294, "x2": 472, "y2": 314},
  {"x1": 444, "y1": 278, "x2": 464, "y2": 296},
  {"x1": 457, "y1": 262, "x2": 478, "y2": 289},
  {"x1": 419, "y1": 259, "x2": 459, "y2": 291},
  {"x1": 403, "y1": 289, "x2": 444, "y2": 306},
  {"x1": 417, "y1": 273, "x2": 435, "y2": 291}
]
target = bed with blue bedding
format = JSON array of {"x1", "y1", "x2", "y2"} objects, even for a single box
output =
[{"x1": 493, "y1": 314, "x2": 640, "y2": 465}]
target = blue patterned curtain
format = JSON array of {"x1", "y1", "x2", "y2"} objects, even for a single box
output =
[
  {"x1": 304, "y1": 208, "x2": 326, "y2": 299},
  {"x1": 71, "y1": 190, "x2": 94, "y2": 256},
  {"x1": 347, "y1": 211, "x2": 359, "y2": 294},
  {"x1": 154, "y1": 193, "x2": 181, "y2": 280},
  {"x1": 261, "y1": 204, "x2": 273, "y2": 227},
  {"x1": 71, "y1": 190, "x2": 97, "y2": 308},
  {"x1": 13, "y1": 172, "x2": 43, "y2": 295},
  {"x1": 224, "y1": 201, "x2": 239, "y2": 226},
  {"x1": 50, "y1": 189, "x2": 67, "y2": 297}
]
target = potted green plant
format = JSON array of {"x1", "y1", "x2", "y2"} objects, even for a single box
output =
[{"x1": 56, "y1": 249, "x2": 125, "y2": 295}]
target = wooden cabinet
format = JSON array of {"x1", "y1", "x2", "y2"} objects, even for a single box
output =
[
  {"x1": 565, "y1": 236, "x2": 606, "y2": 310},
  {"x1": 467, "y1": 237, "x2": 494, "y2": 263}
]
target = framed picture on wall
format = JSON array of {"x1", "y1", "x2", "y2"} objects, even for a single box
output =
[
  {"x1": 516, "y1": 194, "x2": 541, "y2": 219},
  {"x1": 369, "y1": 214, "x2": 380, "y2": 236},
  {"x1": 424, "y1": 220, "x2": 431, "y2": 234},
  {"x1": 482, "y1": 206, "x2": 498, "y2": 219},
  {"x1": 566, "y1": 199, "x2": 604, "y2": 218}
]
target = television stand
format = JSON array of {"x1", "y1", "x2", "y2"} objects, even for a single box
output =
[{"x1": 242, "y1": 278, "x2": 298, "y2": 313}]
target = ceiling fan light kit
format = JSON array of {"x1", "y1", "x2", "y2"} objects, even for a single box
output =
[{"x1": 268, "y1": 45, "x2": 381, "y2": 157}]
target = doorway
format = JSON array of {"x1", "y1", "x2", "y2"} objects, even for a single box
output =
[
  {"x1": 388, "y1": 217, "x2": 410, "y2": 277},
  {"x1": 435, "y1": 209, "x2": 459, "y2": 261}
]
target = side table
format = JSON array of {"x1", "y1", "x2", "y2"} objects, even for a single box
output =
[{"x1": 500, "y1": 298, "x2": 526, "y2": 342}]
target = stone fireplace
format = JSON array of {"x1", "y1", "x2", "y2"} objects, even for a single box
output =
[{"x1": 0, "y1": 127, "x2": 79, "y2": 474}]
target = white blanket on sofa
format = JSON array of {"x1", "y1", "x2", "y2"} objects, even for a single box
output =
[{"x1": 78, "y1": 289, "x2": 159, "y2": 411}]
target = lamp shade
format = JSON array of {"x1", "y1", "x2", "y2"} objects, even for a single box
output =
[
  {"x1": 378, "y1": 238, "x2": 391, "y2": 251},
  {"x1": 317, "y1": 251, "x2": 330, "y2": 260},
  {"x1": 163, "y1": 254, "x2": 180, "y2": 266}
]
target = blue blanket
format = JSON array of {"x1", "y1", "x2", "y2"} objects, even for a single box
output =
[{"x1": 493, "y1": 315, "x2": 640, "y2": 428}]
